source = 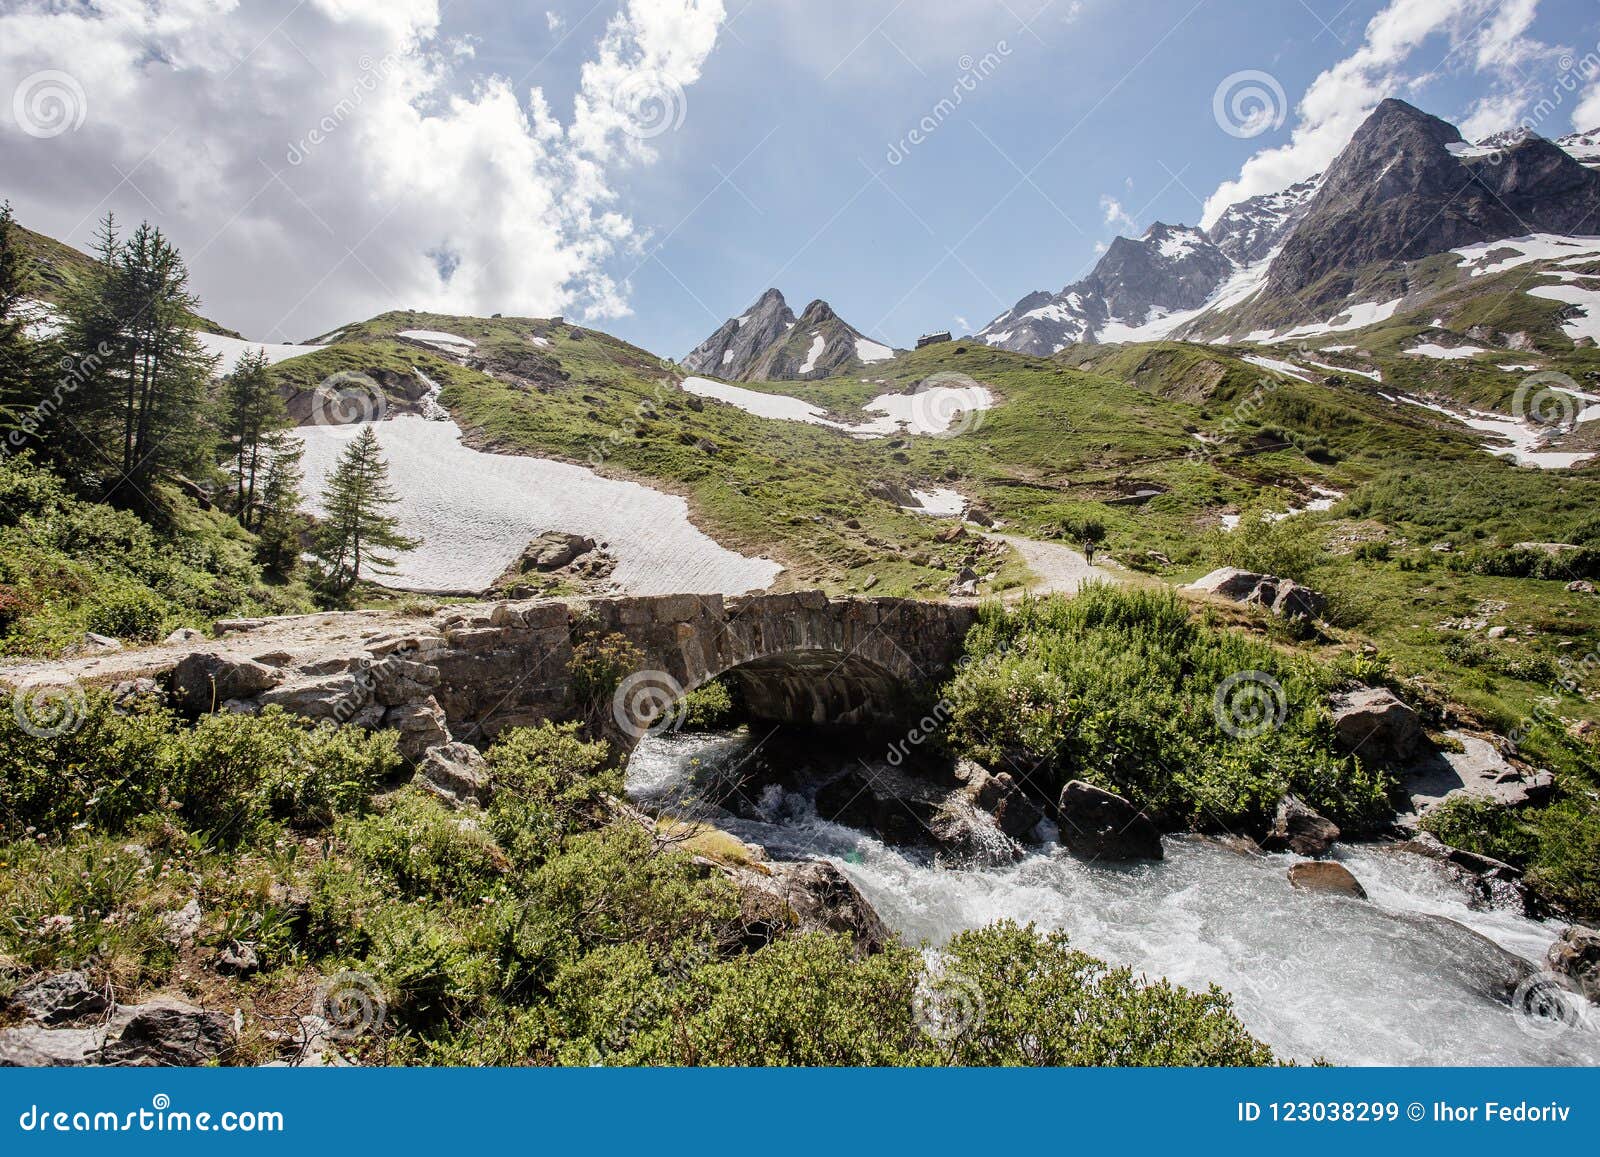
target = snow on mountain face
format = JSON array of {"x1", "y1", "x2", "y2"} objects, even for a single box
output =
[
  {"x1": 1207, "y1": 176, "x2": 1322, "y2": 266},
  {"x1": 978, "y1": 222, "x2": 1236, "y2": 354},
  {"x1": 683, "y1": 291, "x2": 898, "y2": 381},
  {"x1": 1266, "y1": 100, "x2": 1600, "y2": 308},
  {"x1": 682, "y1": 288, "x2": 795, "y2": 382},
  {"x1": 1559, "y1": 129, "x2": 1600, "y2": 170}
]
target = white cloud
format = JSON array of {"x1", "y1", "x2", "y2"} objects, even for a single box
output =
[
  {"x1": 1200, "y1": 0, "x2": 1565, "y2": 227},
  {"x1": 0, "y1": 0, "x2": 727, "y2": 339},
  {"x1": 1578, "y1": 77, "x2": 1600, "y2": 133},
  {"x1": 1100, "y1": 194, "x2": 1136, "y2": 233}
]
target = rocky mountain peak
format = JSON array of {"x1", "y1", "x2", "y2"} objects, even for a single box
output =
[
  {"x1": 682, "y1": 288, "x2": 797, "y2": 380},
  {"x1": 1264, "y1": 97, "x2": 1600, "y2": 305},
  {"x1": 684, "y1": 291, "x2": 894, "y2": 382}
]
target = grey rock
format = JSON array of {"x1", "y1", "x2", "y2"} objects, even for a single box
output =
[
  {"x1": 159, "y1": 899, "x2": 203, "y2": 946},
  {"x1": 172, "y1": 653, "x2": 284, "y2": 714},
  {"x1": 415, "y1": 742, "x2": 490, "y2": 808},
  {"x1": 215, "y1": 942, "x2": 261, "y2": 978},
  {"x1": 7, "y1": 971, "x2": 108, "y2": 1025},
  {"x1": 1263, "y1": 795, "x2": 1340, "y2": 857},
  {"x1": 957, "y1": 760, "x2": 1045, "y2": 841},
  {"x1": 1328, "y1": 686, "x2": 1427, "y2": 765},
  {"x1": 1056, "y1": 780, "x2": 1163, "y2": 861},
  {"x1": 99, "y1": 997, "x2": 234, "y2": 1067},
  {"x1": 0, "y1": 1023, "x2": 105, "y2": 1066},
  {"x1": 1186, "y1": 568, "x2": 1326, "y2": 620},
  {"x1": 163, "y1": 628, "x2": 206, "y2": 645},
  {"x1": 1547, "y1": 926, "x2": 1600, "y2": 1003},
  {"x1": 732, "y1": 859, "x2": 892, "y2": 956},
  {"x1": 814, "y1": 763, "x2": 1017, "y2": 864}
]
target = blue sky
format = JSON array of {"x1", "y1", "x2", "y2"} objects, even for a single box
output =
[{"x1": 2, "y1": 0, "x2": 1598, "y2": 359}]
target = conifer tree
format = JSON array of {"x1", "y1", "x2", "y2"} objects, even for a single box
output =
[
  {"x1": 217, "y1": 347, "x2": 289, "y2": 528},
  {"x1": 58, "y1": 215, "x2": 213, "y2": 504},
  {"x1": 0, "y1": 202, "x2": 56, "y2": 446},
  {"x1": 253, "y1": 433, "x2": 307, "y2": 577},
  {"x1": 312, "y1": 426, "x2": 417, "y2": 593}
]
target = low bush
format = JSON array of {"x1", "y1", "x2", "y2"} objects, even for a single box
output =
[{"x1": 940, "y1": 585, "x2": 1391, "y2": 831}]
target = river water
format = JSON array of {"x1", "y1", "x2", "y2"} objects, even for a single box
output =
[{"x1": 626, "y1": 730, "x2": 1600, "y2": 1066}]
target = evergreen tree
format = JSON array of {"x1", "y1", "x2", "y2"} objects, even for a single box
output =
[
  {"x1": 57, "y1": 215, "x2": 214, "y2": 504},
  {"x1": 253, "y1": 432, "x2": 307, "y2": 577},
  {"x1": 0, "y1": 202, "x2": 57, "y2": 448},
  {"x1": 312, "y1": 426, "x2": 417, "y2": 594},
  {"x1": 216, "y1": 347, "x2": 288, "y2": 528}
]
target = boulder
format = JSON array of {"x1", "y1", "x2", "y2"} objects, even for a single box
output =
[
  {"x1": 1393, "y1": 913, "x2": 1534, "y2": 1003},
  {"x1": 814, "y1": 763, "x2": 1017, "y2": 863},
  {"x1": 1185, "y1": 568, "x2": 1326, "y2": 620},
  {"x1": 1262, "y1": 795, "x2": 1340, "y2": 857},
  {"x1": 415, "y1": 742, "x2": 490, "y2": 808},
  {"x1": 1391, "y1": 832, "x2": 1539, "y2": 916},
  {"x1": 1287, "y1": 860, "x2": 1367, "y2": 899},
  {"x1": 6, "y1": 971, "x2": 108, "y2": 1026},
  {"x1": 1547, "y1": 926, "x2": 1600, "y2": 1003},
  {"x1": 0, "y1": 1024, "x2": 104, "y2": 1067},
  {"x1": 759, "y1": 860, "x2": 891, "y2": 955},
  {"x1": 163, "y1": 627, "x2": 206, "y2": 645},
  {"x1": 158, "y1": 899, "x2": 203, "y2": 946},
  {"x1": 99, "y1": 997, "x2": 234, "y2": 1067},
  {"x1": 110, "y1": 677, "x2": 165, "y2": 712},
  {"x1": 1328, "y1": 686, "x2": 1427, "y2": 765},
  {"x1": 1056, "y1": 780, "x2": 1163, "y2": 861},
  {"x1": 171, "y1": 653, "x2": 284, "y2": 714},
  {"x1": 957, "y1": 760, "x2": 1045, "y2": 841},
  {"x1": 512, "y1": 531, "x2": 596, "y2": 573}
]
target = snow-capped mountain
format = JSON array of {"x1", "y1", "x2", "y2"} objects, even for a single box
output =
[
  {"x1": 979, "y1": 101, "x2": 1600, "y2": 354},
  {"x1": 1207, "y1": 177, "x2": 1322, "y2": 266},
  {"x1": 1559, "y1": 128, "x2": 1600, "y2": 170},
  {"x1": 682, "y1": 288, "x2": 796, "y2": 381},
  {"x1": 1264, "y1": 100, "x2": 1600, "y2": 308},
  {"x1": 683, "y1": 290, "x2": 897, "y2": 381}
]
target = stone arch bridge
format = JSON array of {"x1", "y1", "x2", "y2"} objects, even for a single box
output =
[{"x1": 3, "y1": 593, "x2": 979, "y2": 789}]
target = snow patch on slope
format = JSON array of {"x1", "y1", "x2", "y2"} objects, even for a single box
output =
[
  {"x1": 295, "y1": 415, "x2": 781, "y2": 595},
  {"x1": 197, "y1": 332, "x2": 323, "y2": 374}
]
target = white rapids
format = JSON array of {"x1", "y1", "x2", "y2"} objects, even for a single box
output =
[{"x1": 627, "y1": 730, "x2": 1600, "y2": 1067}]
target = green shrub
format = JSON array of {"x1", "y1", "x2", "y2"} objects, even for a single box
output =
[
  {"x1": 342, "y1": 788, "x2": 507, "y2": 902},
  {"x1": 0, "y1": 698, "x2": 399, "y2": 842},
  {"x1": 84, "y1": 586, "x2": 168, "y2": 641},
  {"x1": 940, "y1": 586, "x2": 1389, "y2": 830}
]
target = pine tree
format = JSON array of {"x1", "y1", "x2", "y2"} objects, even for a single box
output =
[
  {"x1": 217, "y1": 347, "x2": 289, "y2": 528},
  {"x1": 253, "y1": 432, "x2": 307, "y2": 577},
  {"x1": 0, "y1": 202, "x2": 57, "y2": 449},
  {"x1": 312, "y1": 426, "x2": 417, "y2": 594},
  {"x1": 57, "y1": 215, "x2": 213, "y2": 504}
]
